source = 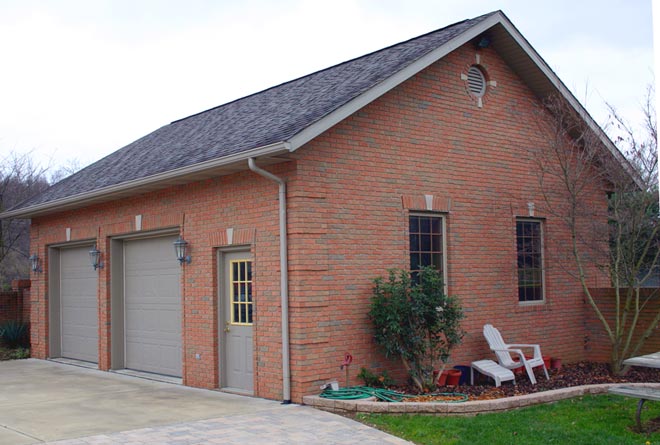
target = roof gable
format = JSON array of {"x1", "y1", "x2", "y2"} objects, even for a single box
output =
[{"x1": 2, "y1": 10, "x2": 634, "y2": 218}]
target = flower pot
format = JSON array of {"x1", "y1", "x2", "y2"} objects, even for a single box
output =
[
  {"x1": 543, "y1": 356, "x2": 551, "y2": 369},
  {"x1": 437, "y1": 370, "x2": 449, "y2": 386},
  {"x1": 551, "y1": 357, "x2": 562, "y2": 370},
  {"x1": 446, "y1": 369, "x2": 461, "y2": 386}
]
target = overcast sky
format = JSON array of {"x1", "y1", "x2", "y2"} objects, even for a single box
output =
[{"x1": 0, "y1": 0, "x2": 654, "y2": 171}]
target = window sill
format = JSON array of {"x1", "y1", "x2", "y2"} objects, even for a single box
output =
[{"x1": 514, "y1": 300, "x2": 551, "y2": 313}]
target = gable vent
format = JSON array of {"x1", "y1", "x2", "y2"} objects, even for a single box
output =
[{"x1": 467, "y1": 65, "x2": 486, "y2": 97}]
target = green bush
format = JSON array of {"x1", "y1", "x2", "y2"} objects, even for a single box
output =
[
  {"x1": 8, "y1": 347, "x2": 30, "y2": 360},
  {"x1": 357, "y1": 367, "x2": 394, "y2": 388},
  {"x1": 369, "y1": 266, "x2": 463, "y2": 392},
  {"x1": 0, "y1": 320, "x2": 30, "y2": 348}
]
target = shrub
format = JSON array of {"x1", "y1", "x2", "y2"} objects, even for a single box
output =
[
  {"x1": 369, "y1": 266, "x2": 464, "y2": 392},
  {"x1": 0, "y1": 320, "x2": 29, "y2": 348},
  {"x1": 8, "y1": 347, "x2": 30, "y2": 360},
  {"x1": 357, "y1": 367, "x2": 394, "y2": 388}
]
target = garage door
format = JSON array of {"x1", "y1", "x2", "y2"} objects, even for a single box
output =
[
  {"x1": 124, "y1": 235, "x2": 182, "y2": 377},
  {"x1": 60, "y1": 245, "x2": 98, "y2": 363}
]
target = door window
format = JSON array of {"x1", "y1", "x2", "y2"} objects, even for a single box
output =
[{"x1": 230, "y1": 260, "x2": 253, "y2": 325}]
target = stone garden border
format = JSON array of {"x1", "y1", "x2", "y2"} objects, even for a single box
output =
[{"x1": 303, "y1": 383, "x2": 660, "y2": 415}]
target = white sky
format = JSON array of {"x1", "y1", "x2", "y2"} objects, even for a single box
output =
[{"x1": 0, "y1": 0, "x2": 654, "y2": 171}]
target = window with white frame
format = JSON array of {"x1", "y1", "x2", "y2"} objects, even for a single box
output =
[
  {"x1": 516, "y1": 219, "x2": 544, "y2": 302},
  {"x1": 409, "y1": 213, "x2": 446, "y2": 284}
]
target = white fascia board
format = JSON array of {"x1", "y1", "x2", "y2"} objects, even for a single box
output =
[
  {"x1": 0, "y1": 141, "x2": 292, "y2": 219},
  {"x1": 287, "y1": 13, "x2": 505, "y2": 151},
  {"x1": 496, "y1": 17, "x2": 640, "y2": 186}
]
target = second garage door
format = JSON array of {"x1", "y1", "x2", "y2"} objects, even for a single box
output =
[{"x1": 124, "y1": 235, "x2": 182, "y2": 377}]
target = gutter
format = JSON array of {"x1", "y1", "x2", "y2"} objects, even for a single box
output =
[
  {"x1": 0, "y1": 141, "x2": 293, "y2": 219},
  {"x1": 247, "y1": 157, "x2": 291, "y2": 404}
]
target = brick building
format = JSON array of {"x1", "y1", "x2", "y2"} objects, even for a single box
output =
[{"x1": 1, "y1": 11, "x2": 630, "y2": 403}]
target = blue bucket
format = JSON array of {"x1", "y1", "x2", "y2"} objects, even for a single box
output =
[{"x1": 453, "y1": 365, "x2": 471, "y2": 385}]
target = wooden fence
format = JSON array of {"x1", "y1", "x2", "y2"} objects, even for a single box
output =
[{"x1": 585, "y1": 288, "x2": 660, "y2": 362}]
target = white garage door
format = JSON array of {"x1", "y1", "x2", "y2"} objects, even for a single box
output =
[
  {"x1": 60, "y1": 245, "x2": 98, "y2": 363},
  {"x1": 124, "y1": 235, "x2": 182, "y2": 377}
]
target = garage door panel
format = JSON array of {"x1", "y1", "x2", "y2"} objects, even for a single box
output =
[
  {"x1": 60, "y1": 246, "x2": 98, "y2": 363},
  {"x1": 124, "y1": 236, "x2": 182, "y2": 377}
]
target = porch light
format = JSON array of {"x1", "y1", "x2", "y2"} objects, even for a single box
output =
[
  {"x1": 29, "y1": 254, "x2": 41, "y2": 273},
  {"x1": 174, "y1": 237, "x2": 191, "y2": 265},
  {"x1": 89, "y1": 245, "x2": 103, "y2": 271}
]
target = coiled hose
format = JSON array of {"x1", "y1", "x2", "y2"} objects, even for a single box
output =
[{"x1": 320, "y1": 386, "x2": 468, "y2": 403}]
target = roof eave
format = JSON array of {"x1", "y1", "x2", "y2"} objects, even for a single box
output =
[{"x1": 0, "y1": 141, "x2": 293, "y2": 219}]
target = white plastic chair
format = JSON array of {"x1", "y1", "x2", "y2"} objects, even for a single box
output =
[{"x1": 483, "y1": 324, "x2": 549, "y2": 384}]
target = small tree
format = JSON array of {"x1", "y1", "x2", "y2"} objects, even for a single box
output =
[
  {"x1": 531, "y1": 90, "x2": 659, "y2": 374},
  {"x1": 369, "y1": 266, "x2": 463, "y2": 392}
]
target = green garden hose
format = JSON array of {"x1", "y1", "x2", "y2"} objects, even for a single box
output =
[{"x1": 319, "y1": 386, "x2": 468, "y2": 403}]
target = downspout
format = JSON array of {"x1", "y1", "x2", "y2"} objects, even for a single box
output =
[{"x1": 248, "y1": 158, "x2": 291, "y2": 404}]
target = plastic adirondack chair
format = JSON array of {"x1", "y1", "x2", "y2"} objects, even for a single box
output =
[{"x1": 483, "y1": 324, "x2": 549, "y2": 385}]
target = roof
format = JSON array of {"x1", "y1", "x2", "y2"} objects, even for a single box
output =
[{"x1": 1, "y1": 10, "x2": 635, "y2": 219}]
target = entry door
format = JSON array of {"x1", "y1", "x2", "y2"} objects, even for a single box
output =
[{"x1": 221, "y1": 251, "x2": 254, "y2": 393}]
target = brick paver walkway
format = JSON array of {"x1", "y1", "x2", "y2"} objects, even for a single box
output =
[{"x1": 44, "y1": 404, "x2": 412, "y2": 445}]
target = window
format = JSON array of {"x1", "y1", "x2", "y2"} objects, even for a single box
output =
[
  {"x1": 409, "y1": 214, "x2": 446, "y2": 282},
  {"x1": 230, "y1": 260, "x2": 253, "y2": 325},
  {"x1": 516, "y1": 220, "x2": 544, "y2": 302}
]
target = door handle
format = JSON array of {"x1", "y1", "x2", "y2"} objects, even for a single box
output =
[{"x1": 224, "y1": 322, "x2": 231, "y2": 333}]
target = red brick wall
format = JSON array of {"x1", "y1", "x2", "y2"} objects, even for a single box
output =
[
  {"x1": 31, "y1": 170, "x2": 289, "y2": 400},
  {"x1": 285, "y1": 43, "x2": 609, "y2": 399},
  {"x1": 0, "y1": 292, "x2": 22, "y2": 324},
  {"x1": 28, "y1": 41, "x2": 610, "y2": 402},
  {"x1": 585, "y1": 288, "x2": 660, "y2": 363}
]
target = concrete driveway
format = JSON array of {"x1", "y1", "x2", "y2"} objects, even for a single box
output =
[{"x1": 0, "y1": 359, "x2": 410, "y2": 445}]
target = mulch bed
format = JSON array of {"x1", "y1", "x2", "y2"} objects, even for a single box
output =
[{"x1": 395, "y1": 362, "x2": 660, "y2": 402}]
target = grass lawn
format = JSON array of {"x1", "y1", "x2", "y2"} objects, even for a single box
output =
[{"x1": 357, "y1": 395, "x2": 660, "y2": 444}]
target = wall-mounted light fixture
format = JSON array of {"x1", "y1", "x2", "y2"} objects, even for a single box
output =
[
  {"x1": 173, "y1": 237, "x2": 191, "y2": 265},
  {"x1": 88, "y1": 245, "x2": 103, "y2": 271},
  {"x1": 476, "y1": 35, "x2": 491, "y2": 49},
  {"x1": 29, "y1": 254, "x2": 41, "y2": 273}
]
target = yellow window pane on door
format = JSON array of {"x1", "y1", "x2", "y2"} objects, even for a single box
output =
[{"x1": 230, "y1": 260, "x2": 253, "y2": 325}]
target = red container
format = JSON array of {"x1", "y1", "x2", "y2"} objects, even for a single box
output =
[
  {"x1": 437, "y1": 370, "x2": 449, "y2": 385},
  {"x1": 437, "y1": 369, "x2": 462, "y2": 386},
  {"x1": 446, "y1": 369, "x2": 462, "y2": 386},
  {"x1": 543, "y1": 356, "x2": 551, "y2": 369},
  {"x1": 551, "y1": 357, "x2": 562, "y2": 370}
]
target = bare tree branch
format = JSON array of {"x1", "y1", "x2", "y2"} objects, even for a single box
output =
[
  {"x1": 0, "y1": 151, "x2": 81, "y2": 287},
  {"x1": 530, "y1": 88, "x2": 659, "y2": 374}
]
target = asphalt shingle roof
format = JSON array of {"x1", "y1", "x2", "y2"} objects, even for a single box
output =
[{"x1": 14, "y1": 12, "x2": 495, "y2": 211}]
